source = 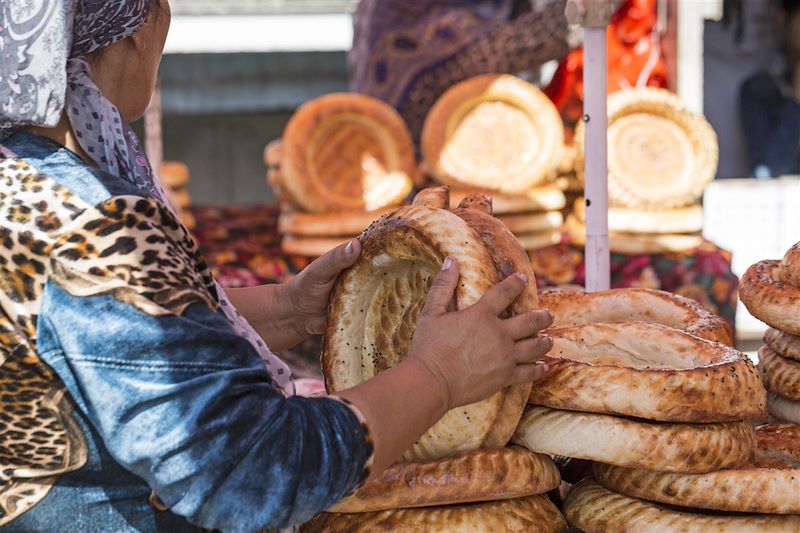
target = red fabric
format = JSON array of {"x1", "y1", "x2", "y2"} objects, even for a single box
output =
[{"x1": 544, "y1": 0, "x2": 668, "y2": 139}]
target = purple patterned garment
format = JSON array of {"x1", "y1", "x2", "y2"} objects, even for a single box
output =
[{"x1": 1, "y1": 1, "x2": 156, "y2": 194}]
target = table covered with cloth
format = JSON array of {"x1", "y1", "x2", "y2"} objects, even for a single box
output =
[{"x1": 190, "y1": 204, "x2": 739, "y2": 378}]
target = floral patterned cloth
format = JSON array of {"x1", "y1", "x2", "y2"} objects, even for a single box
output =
[{"x1": 192, "y1": 204, "x2": 739, "y2": 352}]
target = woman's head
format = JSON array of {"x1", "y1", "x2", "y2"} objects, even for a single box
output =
[{"x1": 87, "y1": 0, "x2": 171, "y2": 122}]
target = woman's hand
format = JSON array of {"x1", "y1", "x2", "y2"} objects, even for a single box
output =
[
  {"x1": 408, "y1": 257, "x2": 553, "y2": 410},
  {"x1": 280, "y1": 240, "x2": 362, "y2": 336},
  {"x1": 225, "y1": 240, "x2": 361, "y2": 352}
]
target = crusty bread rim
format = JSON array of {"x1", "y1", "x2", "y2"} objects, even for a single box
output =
[
  {"x1": 281, "y1": 93, "x2": 415, "y2": 213},
  {"x1": 304, "y1": 493, "x2": 568, "y2": 533},
  {"x1": 765, "y1": 327, "x2": 800, "y2": 362},
  {"x1": 449, "y1": 185, "x2": 568, "y2": 214},
  {"x1": 330, "y1": 447, "x2": 560, "y2": 513},
  {"x1": 740, "y1": 259, "x2": 800, "y2": 336},
  {"x1": 422, "y1": 74, "x2": 564, "y2": 194},
  {"x1": 278, "y1": 208, "x2": 394, "y2": 237},
  {"x1": 756, "y1": 423, "x2": 800, "y2": 468},
  {"x1": 566, "y1": 213, "x2": 702, "y2": 255},
  {"x1": 564, "y1": 479, "x2": 800, "y2": 533},
  {"x1": 592, "y1": 461, "x2": 800, "y2": 514},
  {"x1": 759, "y1": 345, "x2": 800, "y2": 401},
  {"x1": 527, "y1": 322, "x2": 763, "y2": 422},
  {"x1": 573, "y1": 197, "x2": 703, "y2": 234},
  {"x1": 512, "y1": 406, "x2": 756, "y2": 474},
  {"x1": 540, "y1": 287, "x2": 733, "y2": 345}
]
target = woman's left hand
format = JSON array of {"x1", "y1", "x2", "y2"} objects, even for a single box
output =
[{"x1": 281, "y1": 240, "x2": 362, "y2": 336}]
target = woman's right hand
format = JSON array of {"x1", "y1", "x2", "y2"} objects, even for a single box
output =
[{"x1": 407, "y1": 257, "x2": 554, "y2": 411}]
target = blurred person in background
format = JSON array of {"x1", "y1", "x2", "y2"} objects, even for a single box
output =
[
  {"x1": 739, "y1": 0, "x2": 800, "y2": 179},
  {"x1": 349, "y1": 0, "x2": 570, "y2": 147}
]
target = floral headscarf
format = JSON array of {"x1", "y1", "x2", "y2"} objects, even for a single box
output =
[{"x1": 0, "y1": 0, "x2": 296, "y2": 394}]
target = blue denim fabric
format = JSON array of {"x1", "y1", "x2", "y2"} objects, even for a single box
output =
[{"x1": 33, "y1": 282, "x2": 370, "y2": 532}]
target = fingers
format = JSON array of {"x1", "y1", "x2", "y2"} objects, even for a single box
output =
[
  {"x1": 305, "y1": 239, "x2": 362, "y2": 283},
  {"x1": 505, "y1": 309, "x2": 554, "y2": 340},
  {"x1": 420, "y1": 257, "x2": 460, "y2": 316},
  {"x1": 510, "y1": 361, "x2": 550, "y2": 385},
  {"x1": 513, "y1": 335, "x2": 554, "y2": 364},
  {"x1": 479, "y1": 273, "x2": 529, "y2": 316}
]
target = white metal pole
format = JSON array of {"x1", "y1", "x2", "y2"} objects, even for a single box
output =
[
  {"x1": 582, "y1": 27, "x2": 610, "y2": 292},
  {"x1": 565, "y1": 0, "x2": 611, "y2": 292}
]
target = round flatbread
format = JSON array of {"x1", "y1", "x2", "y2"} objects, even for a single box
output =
[
  {"x1": 449, "y1": 184, "x2": 567, "y2": 214},
  {"x1": 422, "y1": 74, "x2": 564, "y2": 194},
  {"x1": 576, "y1": 87, "x2": 718, "y2": 209},
  {"x1": 564, "y1": 479, "x2": 800, "y2": 533},
  {"x1": 331, "y1": 447, "x2": 560, "y2": 513},
  {"x1": 281, "y1": 93, "x2": 415, "y2": 213},
  {"x1": 278, "y1": 208, "x2": 394, "y2": 237},
  {"x1": 566, "y1": 213, "x2": 702, "y2": 255},
  {"x1": 573, "y1": 197, "x2": 703, "y2": 234},
  {"x1": 512, "y1": 406, "x2": 756, "y2": 474}
]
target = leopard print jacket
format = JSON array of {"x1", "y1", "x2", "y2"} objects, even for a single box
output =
[{"x1": 0, "y1": 139, "x2": 219, "y2": 525}]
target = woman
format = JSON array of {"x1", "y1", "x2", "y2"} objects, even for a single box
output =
[{"x1": 0, "y1": 1, "x2": 553, "y2": 532}]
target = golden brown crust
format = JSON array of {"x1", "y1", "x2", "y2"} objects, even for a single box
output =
[
  {"x1": 565, "y1": 213, "x2": 702, "y2": 254},
  {"x1": 528, "y1": 322, "x2": 762, "y2": 422},
  {"x1": 740, "y1": 259, "x2": 800, "y2": 335},
  {"x1": 576, "y1": 87, "x2": 718, "y2": 210},
  {"x1": 539, "y1": 287, "x2": 734, "y2": 345},
  {"x1": 322, "y1": 190, "x2": 531, "y2": 460},
  {"x1": 516, "y1": 231, "x2": 562, "y2": 251},
  {"x1": 497, "y1": 212, "x2": 563, "y2": 234},
  {"x1": 330, "y1": 447, "x2": 560, "y2": 513},
  {"x1": 305, "y1": 494, "x2": 567, "y2": 533},
  {"x1": 768, "y1": 392, "x2": 800, "y2": 424},
  {"x1": 512, "y1": 406, "x2": 756, "y2": 474},
  {"x1": 449, "y1": 185, "x2": 567, "y2": 214},
  {"x1": 281, "y1": 93, "x2": 415, "y2": 213},
  {"x1": 278, "y1": 208, "x2": 393, "y2": 237},
  {"x1": 573, "y1": 198, "x2": 703, "y2": 234},
  {"x1": 764, "y1": 328, "x2": 800, "y2": 362},
  {"x1": 564, "y1": 479, "x2": 800, "y2": 533},
  {"x1": 593, "y1": 460, "x2": 800, "y2": 514},
  {"x1": 422, "y1": 74, "x2": 564, "y2": 194},
  {"x1": 282, "y1": 236, "x2": 350, "y2": 257},
  {"x1": 756, "y1": 423, "x2": 800, "y2": 468},
  {"x1": 759, "y1": 345, "x2": 800, "y2": 401},
  {"x1": 781, "y1": 242, "x2": 800, "y2": 287},
  {"x1": 263, "y1": 138, "x2": 282, "y2": 168}
]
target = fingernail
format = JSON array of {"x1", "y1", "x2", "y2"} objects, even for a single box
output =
[
  {"x1": 345, "y1": 240, "x2": 356, "y2": 254},
  {"x1": 542, "y1": 335, "x2": 554, "y2": 349},
  {"x1": 516, "y1": 272, "x2": 528, "y2": 283},
  {"x1": 442, "y1": 257, "x2": 454, "y2": 270}
]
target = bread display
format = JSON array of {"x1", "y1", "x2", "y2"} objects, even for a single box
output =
[
  {"x1": 278, "y1": 207, "x2": 395, "y2": 237},
  {"x1": 539, "y1": 287, "x2": 733, "y2": 345},
  {"x1": 572, "y1": 197, "x2": 703, "y2": 234},
  {"x1": 759, "y1": 345, "x2": 800, "y2": 402},
  {"x1": 330, "y1": 447, "x2": 559, "y2": 513},
  {"x1": 564, "y1": 479, "x2": 800, "y2": 533},
  {"x1": 422, "y1": 74, "x2": 564, "y2": 194},
  {"x1": 741, "y1": 259, "x2": 800, "y2": 336},
  {"x1": 765, "y1": 328, "x2": 800, "y2": 362},
  {"x1": 513, "y1": 406, "x2": 755, "y2": 474},
  {"x1": 323, "y1": 187, "x2": 536, "y2": 461},
  {"x1": 768, "y1": 392, "x2": 800, "y2": 424},
  {"x1": 449, "y1": 185, "x2": 567, "y2": 215}
]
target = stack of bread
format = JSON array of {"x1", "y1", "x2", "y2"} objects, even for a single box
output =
[
  {"x1": 266, "y1": 93, "x2": 416, "y2": 257},
  {"x1": 420, "y1": 74, "x2": 568, "y2": 253},
  {"x1": 510, "y1": 287, "x2": 800, "y2": 531},
  {"x1": 160, "y1": 161, "x2": 195, "y2": 230},
  {"x1": 300, "y1": 187, "x2": 567, "y2": 532},
  {"x1": 568, "y1": 88, "x2": 718, "y2": 255},
  {"x1": 740, "y1": 241, "x2": 800, "y2": 425}
]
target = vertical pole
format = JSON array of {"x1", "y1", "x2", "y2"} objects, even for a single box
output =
[
  {"x1": 583, "y1": 27, "x2": 610, "y2": 292},
  {"x1": 144, "y1": 81, "x2": 163, "y2": 181}
]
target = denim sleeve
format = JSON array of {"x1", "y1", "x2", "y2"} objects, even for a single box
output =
[{"x1": 37, "y1": 281, "x2": 373, "y2": 532}]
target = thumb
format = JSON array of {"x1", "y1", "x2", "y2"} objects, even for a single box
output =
[
  {"x1": 421, "y1": 257, "x2": 460, "y2": 316},
  {"x1": 305, "y1": 239, "x2": 361, "y2": 283}
]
